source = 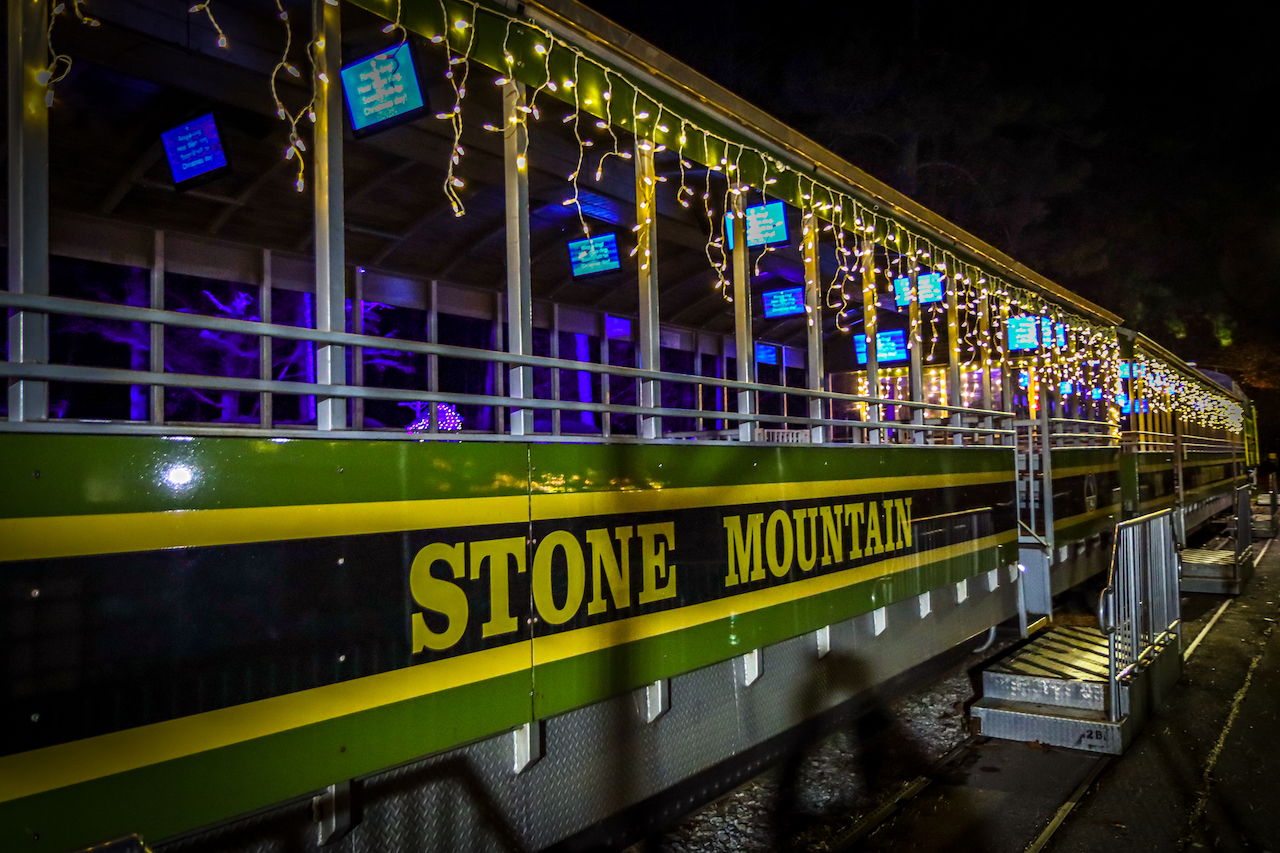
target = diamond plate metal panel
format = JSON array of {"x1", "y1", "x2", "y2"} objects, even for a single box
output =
[
  {"x1": 982, "y1": 671, "x2": 1106, "y2": 710},
  {"x1": 972, "y1": 700, "x2": 1128, "y2": 754},
  {"x1": 157, "y1": 571, "x2": 1024, "y2": 853}
]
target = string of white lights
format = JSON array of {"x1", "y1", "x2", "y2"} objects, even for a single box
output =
[
  {"x1": 188, "y1": 1, "x2": 227, "y2": 49},
  {"x1": 345, "y1": 1, "x2": 1132, "y2": 424},
  {"x1": 38, "y1": 0, "x2": 101, "y2": 107}
]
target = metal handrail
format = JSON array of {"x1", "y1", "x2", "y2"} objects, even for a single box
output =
[
  {"x1": 0, "y1": 291, "x2": 1009, "y2": 421},
  {"x1": 1097, "y1": 508, "x2": 1180, "y2": 721},
  {"x1": 0, "y1": 291, "x2": 1016, "y2": 443},
  {"x1": 0, "y1": 360, "x2": 1013, "y2": 437}
]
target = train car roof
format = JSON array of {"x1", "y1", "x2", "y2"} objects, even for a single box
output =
[{"x1": 480, "y1": 0, "x2": 1125, "y2": 328}]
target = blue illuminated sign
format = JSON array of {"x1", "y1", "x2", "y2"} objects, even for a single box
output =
[
  {"x1": 725, "y1": 201, "x2": 789, "y2": 249},
  {"x1": 567, "y1": 233, "x2": 621, "y2": 277},
  {"x1": 854, "y1": 330, "x2": 909, "y2": 365},
  {"x1": 161, "y1": 114, "x2": 228, "y2": 186},
  {"x1": 762, "y1": 286, "x2": 805, "y2": 319},
  {"x1": 892, "y1": 272, "x2": 945, "y2": 306},
  {"x1": 1007, "y1": 316, "x2": 1040, "y2": 351},
  {"x1": 1059, "y1": 381, "x2": 1074, "y2": 395},
  {"x1": 1042, "y1": 319, "x2": 1067, "y2": 348},
  {"x1": 341, "y1": 43, "x2": 427, "y2": 134},
  {"x1": 755, "y1": 342, "x2": 778, "y2": 365}
]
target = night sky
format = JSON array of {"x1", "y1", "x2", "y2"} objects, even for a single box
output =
[{"x1": 580, "y1": 0, "x2": 1280, "y2": 448}]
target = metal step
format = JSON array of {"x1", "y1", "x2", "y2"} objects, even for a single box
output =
[
  {"x1": 973, "y1": 632, "x2": 1183, "y2": 756},
  {"x1": 971, "y1": 697, "x2": 1130, "y2": 754},
  {"x1": 982, "y1": 626, "x2": 1111, "y2": 712},
  {"x1": 1182, "y1": 548, "x2": 1254, "y2": 594},
  {"x1": 1182, "y1": 548, "x2": 1241, "y2": 579}
]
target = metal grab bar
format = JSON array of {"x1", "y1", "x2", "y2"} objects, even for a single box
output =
[
  {"x1": 0, "y1": 290, "x2": 1009, "y2": 421},
  {"x1": 1097, "y1": 508, "x2": 1180, "y2": 721},
  {"x1": 0, "y1": 291, "x2": 1017, "y2": 444}
]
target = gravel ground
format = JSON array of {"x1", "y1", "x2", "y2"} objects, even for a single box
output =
[{"x1": 646, "y1": 637, "x2": 1019, "y2": 853}]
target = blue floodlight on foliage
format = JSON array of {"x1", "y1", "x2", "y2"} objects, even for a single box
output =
[
  {"x1": 761, "y1": 286, "x2": 805, "y2": 319},
  {"x1": 161, "y1": 114, "x2": 228, "y2": 186},
  {"x1": 567, "y1": 233, "x2": 621, "y2": 277},
  {"x1": 340, "y1": 43, "x2": 428, "y2": 134}
]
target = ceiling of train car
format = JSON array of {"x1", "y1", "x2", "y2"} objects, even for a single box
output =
[{"x1": 39, "y1": 0, "x2": 863, "y2": 347}]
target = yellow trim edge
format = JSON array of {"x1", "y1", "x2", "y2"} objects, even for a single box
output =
[
  {"x1": 1, "y1": 470, "x2": 1011, "y2": 563},
  {"x1": 0, "y1": 642, "x2": 532, "y2": 806},
  {"x1": 0, "y1": 527, "x2": 1017, "y2": 805},
  {"x1": 534, "y1": 530, "x2": 1016, "y2": 664}
]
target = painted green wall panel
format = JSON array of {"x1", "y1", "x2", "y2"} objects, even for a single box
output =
[
  {"x1": 0, "y1": 668, "x2": 532, "y2": 853},
  {"x1": 529, "y1": 442, "x2": 1015, "y2": 494},
  {"x1": 532, "y1": 544, "x2": 1011, "y2": 718},
  {"x1": 0, "y1": 434, "x2": 530, "y2": 518}
]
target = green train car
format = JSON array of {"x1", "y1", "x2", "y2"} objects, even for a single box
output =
[
  {"x1": 0, "y1": 0, "x2": 1252, "y2": 850},
  {"x1": 1, "y1": 436, "x2": 1021, "y2": 851}
]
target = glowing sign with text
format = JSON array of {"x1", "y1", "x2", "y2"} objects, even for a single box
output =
[
  {"x1": 892, "y1": 272, "x2": 945, "y2": 306},
  {"x1": 762, "y1": 286, "x2": 806, "y2": 319},
  {"x1": 341, "y1": 43, "x2": 427, "y2": 134},
  {"x1": 1041, "y1": 319, "x2": 1067, "y2": 348},
  {"x1": 755, "y1": 343, "x2": 778, "y2": 365},
  {"x1": 161, "y1": 114, "x2": 228, "y2": 186},
  {"x1": 855, "y1": 330, "x2": 909, "y2": 365},
  {"x1": 725, "y1": 201, "x2": 789, "y2": 249},
  {"x1": 567, "y1": 233, "x2": 621, "y2": 277},
  {"x1": 1007, "y1": 316, "x2": 1040, "y2": 351}
]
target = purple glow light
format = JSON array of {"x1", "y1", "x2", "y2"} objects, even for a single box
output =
[{"x1": 404, "y1": 402, "x2": 464, "y2": 432}]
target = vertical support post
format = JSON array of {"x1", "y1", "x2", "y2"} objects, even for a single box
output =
[
  {"x1": 979, "y1": 284, "x2": 993, "y2": 444},
  {"x1": 427, "y1": 280, "x2": 439, "y2": 434},
  {"x1": 550, "y1": 303, "x2": 561, "y2": 436},
  {"x1": 493, "y1": 293, "x2": 505, "y2": 434},
  {"x1": 999, "y1": 299, "x2": 1013, "y2": 445},
  {"x1": 7, "y1": 0, "x2": 50, "y2": 422},
  {"x1": 780, "y1": 345, "x2": 789, "y2": 424},
  {"x1": 635, "y1": 138, "x2": 660, "y2": 439},
  {"x1": 259, "y1": 249, "x2": 273, "y2": 428},
  {"x1": 351, "y1": 268, "x2": 364, "y2": 430},
  {"x1": 1039, "y1": 380, "x2": 1056, "y2": 550},
  {"x1": 945, "y1": 264, "x2": 962, "y2": 444},
  {"x1": 503, "y1": 81, "x2": 532, "y2": 436},
  {"x1": 1133, "y1": 363, "x2": 1146, "y2": 452},
  {"x1": 907, "y1": 250, "x2": 924, "y2": 443},
  {"x1": 313, "y1": 0, "x2": 346, "y2": 431},
  {"x1": 731, "y1": 188, "x2": 754, "y2": 441},
  {"x1": 149, "y1": 231, "x2": 165, "y2": 424},
  {"x1": 860, "y1": 235, "x2": 879, "y2": 443},
  {"x1": 695, "y1": 334, "x2": 705, "y2": 434},
  {"x1": 599, "y1": 312, "x2": 611, "y2": 438},
  {"x1": 802, "y1": 213, "x2": 824, "y2": 443}
]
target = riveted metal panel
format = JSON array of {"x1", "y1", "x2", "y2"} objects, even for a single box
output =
[{"x1": 155, "y1": 568, "x2": 1021, "y2": 853}]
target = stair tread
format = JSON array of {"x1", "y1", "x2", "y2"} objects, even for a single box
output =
[
  {"x1": 987, "y1": 627, "x2": 1111, "y2": 681},
  {"x1": 973, "y1": 696, "x2": 1116, "y2": 723}
]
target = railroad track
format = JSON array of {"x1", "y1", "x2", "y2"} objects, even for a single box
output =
[{"x1": 826, "y1": 735, "x2": 1110, "y2": 853}]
